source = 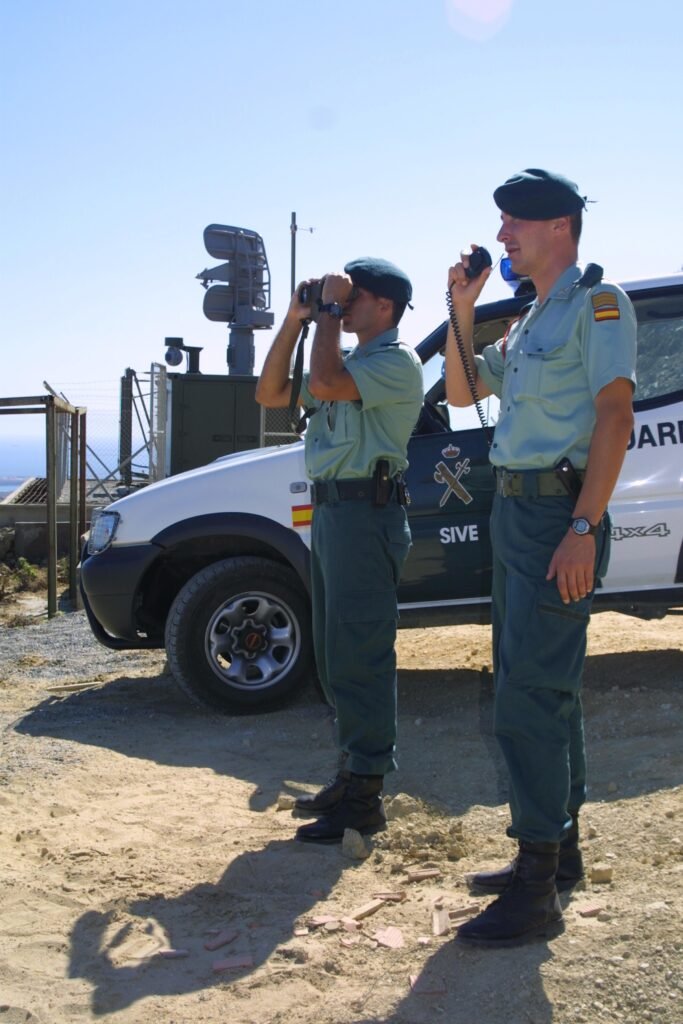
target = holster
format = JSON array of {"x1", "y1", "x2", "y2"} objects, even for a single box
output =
[
  {"x1": 372, "y1": 461, "x2": 409, "y2": 507},
  {"x1": 372, "y1": 460, "x2": 392, "y2": 506}
]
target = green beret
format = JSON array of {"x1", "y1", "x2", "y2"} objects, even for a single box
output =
[
  {"x1": 493, "y1": 168, "x2": 587, "y2": 220},
  {"x1": 344, "y1": 257, "x2": 413, "y2": 304}
]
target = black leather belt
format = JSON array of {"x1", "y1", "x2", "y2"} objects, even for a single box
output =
[
  {"x1": 495, "y1": 467, "x2": 584, "y2": 498},
  {"x1": 311, "y1": 477, "x2": 406, "y2": 505}
]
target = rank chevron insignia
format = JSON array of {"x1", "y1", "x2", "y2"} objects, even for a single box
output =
[{"x1": 592, "y1": 290, "x2": 621, "y2": 322}]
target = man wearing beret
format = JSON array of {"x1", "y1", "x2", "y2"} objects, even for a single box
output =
[
  {"x1": 256, "y1": 258, "x2": 423, "y2": 843},
  {"x1": 445, "y1": 169, "x2": 637, "y2": 945}
]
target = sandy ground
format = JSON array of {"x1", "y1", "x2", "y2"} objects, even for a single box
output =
[{"x1": 0, "y1": 597, "x2": 681, "y2": 1024}]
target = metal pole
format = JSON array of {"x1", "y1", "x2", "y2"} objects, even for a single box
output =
[
  {"x1": 79, "y1": 411, "x2": 87, "y2": 539},
  {"x1": 46, "y1": 397, "x2": 58, "y2": 618},
  {"x1": 69, "y1": 410, "x2": 79, "y2": 605},
  {"x1": 119, "y1": 369, "x2": 134, "y2": 487},
  {"x1": 290, "y1": 211, "x2": 297, "y2": 296}
]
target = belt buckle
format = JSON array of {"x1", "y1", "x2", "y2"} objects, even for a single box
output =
[{"x1": 497, "y1": 469, "x2": 514, "y2": 498}]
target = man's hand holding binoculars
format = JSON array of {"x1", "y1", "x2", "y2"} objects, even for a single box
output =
[
  {"x1": 287, "y1": 281, "x2": 315, "y2": 324},
  {"x1": 321, "y1": 273, "x2": 353, "y2": 306}
]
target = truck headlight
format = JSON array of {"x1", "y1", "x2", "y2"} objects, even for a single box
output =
[{"x1": 87, "y1": 509, "x2": 121, "y2": 554}]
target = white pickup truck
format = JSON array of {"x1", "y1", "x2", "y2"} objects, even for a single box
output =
[{"x1": 80, "y1": 273, "x2": 683, "y2": 711}]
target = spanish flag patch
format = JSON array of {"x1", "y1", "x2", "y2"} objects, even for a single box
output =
[
  {"x1": 291, "y1": 504, "x2": 313, "y2": 528},
  {"x1": 592, "y1": 291, "x2": 621, "y2": 322}
]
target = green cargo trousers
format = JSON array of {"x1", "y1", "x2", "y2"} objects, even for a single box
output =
[
  {"x1": 490, "y1": 490, "x2": 611, "y2": 843},
  {"x1": 310, "y1": 495, "x2": 412, "y2": 777}
]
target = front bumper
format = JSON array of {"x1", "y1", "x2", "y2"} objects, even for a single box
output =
[{"x1": 79, "y1": 542, "x2": 164, "y2": 650}]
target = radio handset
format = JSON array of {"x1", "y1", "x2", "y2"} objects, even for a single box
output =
[
  {"x1": 464, "y1": 247, "x2": 493, "y2": 280},
  {"x1": 446, "y1": 247, "x2": 494, "y2": 446}
]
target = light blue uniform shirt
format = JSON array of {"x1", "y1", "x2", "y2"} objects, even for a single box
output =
[
  {"x1": 476, "y1": 264, "x2": 637, "y2": 470},
  {"x1": 299, "y1": 327, "x2": 424, "y2": 480}
]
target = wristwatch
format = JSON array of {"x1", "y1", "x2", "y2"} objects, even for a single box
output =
[
  {"x1": 319, "y1": 302, "x2": 344, "y2": 319},
  {"x1": 570, "y1": 517, "x2": 598, "y2": 537}
]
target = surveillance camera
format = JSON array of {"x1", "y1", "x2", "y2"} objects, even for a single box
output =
[{"x1": 165, "y1": 346, "x2": 183, "y2": 367}]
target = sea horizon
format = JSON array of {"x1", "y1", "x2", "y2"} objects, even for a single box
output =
[
  {"x1": 0, "y1": 432, "x2": 122, "y2": 500},
  {"x1": 1, "y1": 435, "x2": 47, "y2": 478}
]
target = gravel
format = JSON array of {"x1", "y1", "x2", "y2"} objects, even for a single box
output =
[{"x1": 0, "y1": 606, "x2": 165, "y2": 686}]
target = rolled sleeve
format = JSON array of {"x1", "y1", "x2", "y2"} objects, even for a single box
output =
[
  {"x1": 581, "y1": 285, "x2": 638, "y2": 398},
  {"x1": 299, "y1": 373, "x2": 318, "y2": 410},
  {"x1": 346, "y1": 345, "x2": 423, "y2": 411}
]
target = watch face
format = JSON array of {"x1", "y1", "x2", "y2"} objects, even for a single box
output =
[{"x1": 572, "y1": 518, "x2": 590, "y2": 535}]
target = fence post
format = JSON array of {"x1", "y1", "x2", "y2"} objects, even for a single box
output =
[
  {"x1": 119, "y1": 368, "x2": 134, "y2": 487},
  {"x1": 78, "y1": 411, "x2": 87, "y2": 540},
  {"x1": 68, "y1": 410, "x2": 80, "y2": 605},
  {"x1": 46, "y1": 397, "x2": 58, "y2": 617}
]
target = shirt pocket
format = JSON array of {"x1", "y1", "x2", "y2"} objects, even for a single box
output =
[
  {"x1": 516, "y1": 334, "x2": 570, "y2": 399},
  {"x1": 327, "y1": 399, "x2": 360, "y2": 442}
]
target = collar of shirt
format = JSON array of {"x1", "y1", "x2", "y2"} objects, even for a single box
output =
[
  {"x1": 529, "y1": 262, "x2": 583, "y2": 313},
  {"x1": 346, "y1": 327, "x2": 399, "y2": 360}
]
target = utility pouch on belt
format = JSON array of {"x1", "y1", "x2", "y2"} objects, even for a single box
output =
[
  {"x1": 396, "y1": 476, "x2": 409, "y2": 506},
  {"x1": 373, "y1": 460, "x2": 392, "y2": 506}
]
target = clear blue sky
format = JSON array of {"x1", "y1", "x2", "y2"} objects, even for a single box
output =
[{"x1": 1, "y1": 0, "x2": 681, "y2": 440}]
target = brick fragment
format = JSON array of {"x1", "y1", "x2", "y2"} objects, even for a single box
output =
[
  {"x1": 350, "y1": 898, "x2": 386, "y2": 921},
  {"x1": 577, "y1": 902, "x2": 605, "y2": 918},
  {"x1": 432, "y1": 908, "x2": 450, "y2": 936},
  {"x1": 448, "y1": 904, "x2": 480, "y2": 921},
  {"x1": 204, "y1": 928, "x2": 239, "y2": 951},
  {"x1": 309, "y1": 914, "x2": 339, "y2": 928},
  {"x1": 374, "y1": 926, "x2": 404, "y2": 949},
  {"x1": 212, "y1": 954, "x2": 253, "y2": 972},
  {"x1": 405, "y1": 868, "x2": 442, "y2": 883},
  {"x1": 371, "y1": 890, "x2": 407, "y2": 902}
]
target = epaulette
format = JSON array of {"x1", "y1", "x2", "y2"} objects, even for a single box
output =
[{"x1": 578, "y1": 263, "x2": 603, "y2": 288}]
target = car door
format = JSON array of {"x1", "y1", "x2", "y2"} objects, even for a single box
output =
[
  {"x1": 400, "y1": 424, "x2": 494, "y2": 605},
  {"x1": 399, "y1": 311, "x2": 514, "y2": 611},
  {"x1": 604, "y1": 280, "x2": 683, "y2": 593}
]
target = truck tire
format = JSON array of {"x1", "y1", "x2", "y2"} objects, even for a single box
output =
[{"x1": 165, "y1": 556, "x2": 315, "y2": 712}]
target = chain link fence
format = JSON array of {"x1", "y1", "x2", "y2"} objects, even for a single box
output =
[
  {"x1": 30, "y1": 367, "x2": 301, "y2": 506},
  {"x1": 50, "y1": 365, "x2": 167, "y2": 503},
  {"x1": 260, "y1": 405, "x2": 301, "y2": 447}
]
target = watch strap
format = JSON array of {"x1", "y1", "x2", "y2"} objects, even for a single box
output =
[
  {"x1": 319, "y1": 302, "x2": 343, "y2": 319},
  {"x1": 570, "y1": 517, "x2": 599, "y2": 536}
]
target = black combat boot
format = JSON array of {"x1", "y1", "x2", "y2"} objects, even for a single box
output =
[
  {"x1": 295, "y1": 774, "x2": 386, "y2": 844},
  {"x1": 468, "y1": 815, "x2": 583, "y2": 894},
  {"x1": 457, "y1": 840, "x2": 564, "y2": 947},
  {"x1": 293, "y1": 752, "x2": 350, "y2": 816}
]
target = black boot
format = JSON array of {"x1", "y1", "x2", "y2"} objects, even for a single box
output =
[
  {"x1": 293, "y1": 752, "x2": 350, "y2": 816},
  {"x1": 468, "y1": 815, "x2": 583, "y2": 894},
  {"x1": 295, "y1": 774, "x2": 386, "y2": 844},
  {"x1": 457, "y1": 841, "x2": 564, "y2": 947}
]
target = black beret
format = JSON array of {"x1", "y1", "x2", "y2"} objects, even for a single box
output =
[
  {"x1": 493, "y1": 168, "x2": 587, "y2": 220},
  {"x1": 344, "y1": 257, "x2": 413, "y2": 304}
]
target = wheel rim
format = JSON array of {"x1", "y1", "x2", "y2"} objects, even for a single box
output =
[{"x1": 205, "y1": 590, "x2": 302, "y2": 692}]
